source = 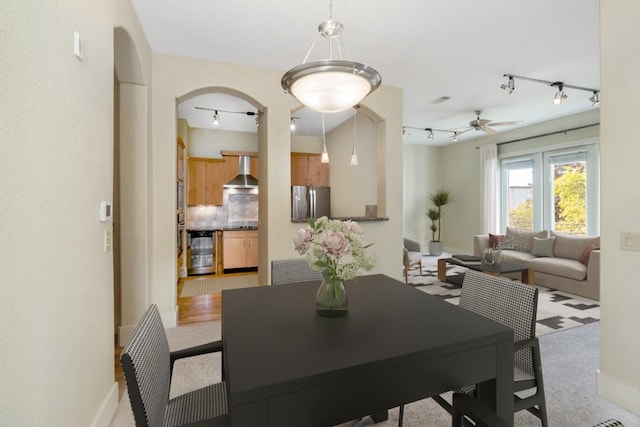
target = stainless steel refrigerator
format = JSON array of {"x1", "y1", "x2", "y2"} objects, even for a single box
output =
[{"x1": 291, "y1": 186, "x2": 331, "y2": 220}]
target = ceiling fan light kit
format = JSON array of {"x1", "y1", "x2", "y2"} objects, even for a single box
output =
[{"x1": 281, "y1": 1, "x2": 381, "y2": 113}]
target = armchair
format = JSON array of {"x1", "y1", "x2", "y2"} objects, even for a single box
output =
[{"x1": 403, "y1": 238, "x2": 422, "y2": 283}]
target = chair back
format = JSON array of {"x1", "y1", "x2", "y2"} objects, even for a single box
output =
[
  {"x1": 121, "y1": 304, "x2": 171, "y2": 427},
  {"x1": 271, "y1": 258, "x2": 322, "y2": 285},
  {"x1": 460, "y1": 270, "x2": 538, "y2": 377}
]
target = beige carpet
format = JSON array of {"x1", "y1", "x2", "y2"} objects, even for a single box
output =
[{"x1": 180, "y1": 275, "x2": 259, "y2": 297}]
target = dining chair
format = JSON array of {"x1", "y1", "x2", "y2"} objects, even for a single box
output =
[
  {"x1": 271, "y1": 258, "x2": 322, "y2": 285},
  {"x1": 120, "y1": 304, "x2": 228, "y2": 427},
  {"x1": 398, "y1": 270, "x2": 548, "y2": 426}
]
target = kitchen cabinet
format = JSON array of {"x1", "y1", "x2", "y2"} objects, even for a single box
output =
[
  {"x1": 291, "y1": 152, "x2": 329, "y2": 186},
  {"x1": 187, "y1": 158, "x2": 225, "y2": 205},
  {"x1": 223, "y1": 230, "x2": 258, "y2": 269}
]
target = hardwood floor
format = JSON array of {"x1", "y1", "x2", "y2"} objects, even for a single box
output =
[{"x1": 114, "y1": 271, "x2": 256, "y2": 399}]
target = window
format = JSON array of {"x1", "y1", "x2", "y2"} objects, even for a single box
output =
[{"x1": 499, "y1": 142, "x2": 599, "y2": 236}]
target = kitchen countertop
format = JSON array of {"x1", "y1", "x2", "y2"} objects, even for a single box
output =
[
  {"x1": 186, "y1": 226, "x2": 258, "y2": 231},
  {"x1": 291, "y1": 217, "x2": 389, "y2": 223}
]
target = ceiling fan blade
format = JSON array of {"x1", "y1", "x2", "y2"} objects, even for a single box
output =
[
  {"x1": 477, "y1": 119, "x2": 492, "y2": 126},
  {"x1": 488, "y1": 120, "x2": 524, "y2": 127},
  {"x1": 481, "y1": 126, "x2": 497, "y2": 135}
]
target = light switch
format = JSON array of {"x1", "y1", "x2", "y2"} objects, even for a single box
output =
[
  {"x1": 620, "y1": 231, "x2": 640, "y2": 252},
  {"x1": 104, "y1": 230, "x2": 112, "y2": 253},
  {"x1": 74, "y1": 31, "x2": 83, "y2": 60}
]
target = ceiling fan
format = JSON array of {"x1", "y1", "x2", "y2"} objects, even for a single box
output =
[{"x1": 453, "y1": 110, "x2": 524, "y2": 138}]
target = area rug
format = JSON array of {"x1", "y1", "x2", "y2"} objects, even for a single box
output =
[
  {"x1": 110, "y1": 321, "x2": 639, "y2": 427},
  {"x1": 406, "y1": 254, "x2": 600, "y2": 337},
  {"x1": 180, "y1": 274, "x2": 259, "y2": 297}
]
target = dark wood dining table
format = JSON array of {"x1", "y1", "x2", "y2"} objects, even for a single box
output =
[{"x1": 221, "y1": 274, "x2": 514, "y2": 426}]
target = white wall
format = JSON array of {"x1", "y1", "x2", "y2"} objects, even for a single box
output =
[
  {"x1": 402, "y1": 144, "x2": 443, "y2": 250},
  {"x1": 0, "y1": 0, "x2": 151, "y2": 426},
  {"x1": 598, "y1": 0, "x2": 640, "y2": 416},
  {"x1": 188, "y1": 127, "x2": 258, "y2": 158}
]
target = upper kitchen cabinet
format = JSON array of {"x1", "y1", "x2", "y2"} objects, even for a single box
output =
[
  {"x1": 187, "y1": 158, "x2": 225, "y2": 206},
  {"x1": 291, "y1": 152, "x2": 329, "y2": 186}
]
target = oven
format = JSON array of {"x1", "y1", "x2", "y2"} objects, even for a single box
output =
[{"x1": 187, "y1": 230, "x2": 217, "y2": 275}]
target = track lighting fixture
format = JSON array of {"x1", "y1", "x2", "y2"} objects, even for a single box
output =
[
  {"x1": 290, "y1": 117, "x2": 297, "y2": 131},
  {"x1": 196, "y1": 105, "x2": 258, "y2": 129},
  {"x1": 452, "y1": 132, "x2": 459, "y2": 142},
  {"x1": 501, "y1": 74, "x2": 599, "y2": 107},
  {"x1": 403, "y1": 126, "x2": 458, "y2": 142}
]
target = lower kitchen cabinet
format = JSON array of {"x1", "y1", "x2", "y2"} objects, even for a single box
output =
[{"x1": 223, "y1": 230, "x2": 259, "y2": 269}]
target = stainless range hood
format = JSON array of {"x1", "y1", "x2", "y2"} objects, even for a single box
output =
[{"x1": 224, "y1": 155, "x2": 258, "y2": 189}]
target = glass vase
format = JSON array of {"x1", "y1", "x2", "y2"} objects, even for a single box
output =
[{"x1": 315, "y1": 276, "x2": 349, "y2": 318}]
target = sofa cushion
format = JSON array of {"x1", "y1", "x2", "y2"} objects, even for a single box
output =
[
  {"x1": 551, "y1": 231, "x2": 600, "y2": 261},
  {"x1": 504, "y1": 227, "x2": 549, "y2": 253},
  {"x1": 499, "y1": 249, "x2": 537, "y2": 265},
  {"x1": 532, "y1": 236, "x2": 556, "y2": 257},
  {"x1": 526, "y1": 257, "x2": 587, "y2": 281},
  {"x1": 489, "y1": 233, "x2": 505, "y2": 249},
  {"x1": 579, "y1": 244, "x2": 600, "y2": 266}
]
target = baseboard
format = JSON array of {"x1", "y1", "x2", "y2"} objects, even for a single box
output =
[
  {"x1": 118, "y1": 324, "x2": 135, "y2": 347},
  {"x1": 161, "y1": 305, "x2": 178, "y2": 328},
  {"x1": 89, "y1": 382, "x2": 119, "y2": 427},
  {"x1": 596, "y1": 369, "x2": 640, "y2": 417}
]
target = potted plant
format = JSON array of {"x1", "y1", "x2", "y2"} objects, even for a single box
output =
[{"x1": 427, "y1": 188, "x2": 451, "y2": 256}]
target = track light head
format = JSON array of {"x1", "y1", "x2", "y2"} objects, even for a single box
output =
[
  {"x1": 290, "y1": 117, "x2": 296, "y2": 131},
  {"x1": 589, "y1": 91, "x2": 600, "y2": 107},
  {"x1": 500, "y1": 75, "x2": 515, "y2": 94},
  {"x1": 550, "y1": 82, "x2": 567, "y2": 105},
  {"x1": 212, "y1": 111, "x2": 220, "y2": 126}
]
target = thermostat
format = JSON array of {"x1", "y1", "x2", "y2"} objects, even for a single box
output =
[{"x1": 100, "y1": 201, "x2": 112, "y2": 222}]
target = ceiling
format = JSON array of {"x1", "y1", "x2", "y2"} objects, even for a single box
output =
[{"x1": 132, "y1": 0, "x2": 600, "y2": 146}]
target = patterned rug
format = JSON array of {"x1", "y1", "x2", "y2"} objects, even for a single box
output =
[
  {"x1": 180, "y1": 274, "x2": 259, "y2": 297},
  {"x1": 406, "y1": 254, "x2": 600, "y2": 337}
]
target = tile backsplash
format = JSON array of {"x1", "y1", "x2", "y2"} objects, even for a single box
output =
[{"x1": 187, "y1": 188, "x2": 258, "y2": 228}]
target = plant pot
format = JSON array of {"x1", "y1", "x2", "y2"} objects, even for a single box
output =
[{"x1": 428, "y1": 241, "x2": 444, "y2": 256}]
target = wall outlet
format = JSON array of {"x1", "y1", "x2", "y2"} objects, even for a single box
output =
[{"x1": 620, "y1": 231, "x2": 640, "y2": 252}]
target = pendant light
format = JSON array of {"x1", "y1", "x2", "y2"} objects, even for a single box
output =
[
  {"x1": 281, "y1": 0, "x2": 381, "y2": 113},
  {"x1": 350, "y1": 106, "x2": 358, "y2": 166},
  {"x1": 321, "y1": 113, "x2": 330, "y2": 163}
]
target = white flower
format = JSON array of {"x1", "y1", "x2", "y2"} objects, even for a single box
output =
[{"x1": 293, "y1": 226, "x2": 314, "y2": 254}]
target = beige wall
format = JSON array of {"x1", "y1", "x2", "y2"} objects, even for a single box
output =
[
  {"x1": 149, "y1": 54, "x2": 404, "y2": 326},
  {"x1": 598, "y1": 0, "x2": 640, "y2": 416},
  {"x1": 0, "y1": 0, "x2": 151, "y2": 426},
  {"x1": 326, "y1": 112, "x2": 379, "y2": 218}
]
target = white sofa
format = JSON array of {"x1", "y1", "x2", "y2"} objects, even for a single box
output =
[{"x1": 474, "y1": 227, "x2": 600, "y2": 300}]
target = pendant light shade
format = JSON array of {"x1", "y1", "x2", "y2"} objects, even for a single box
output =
[
  {"x1": 282, "y1": 60, "x2": 381, "y2": 113},
  {"x1": 281, "y1": 1, "x2": 381, "y2": 113}
]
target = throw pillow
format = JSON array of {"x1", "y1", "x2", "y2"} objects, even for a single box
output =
[
  {"x1": 532, "y1": 236, "x2": 556, "y2": 257},
  {"x1": 579, "y1": 244, "x2": 600, "y2": 266},
  {"x1": 489, "y1": 233, "x2": 505, "y2": 249}
]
